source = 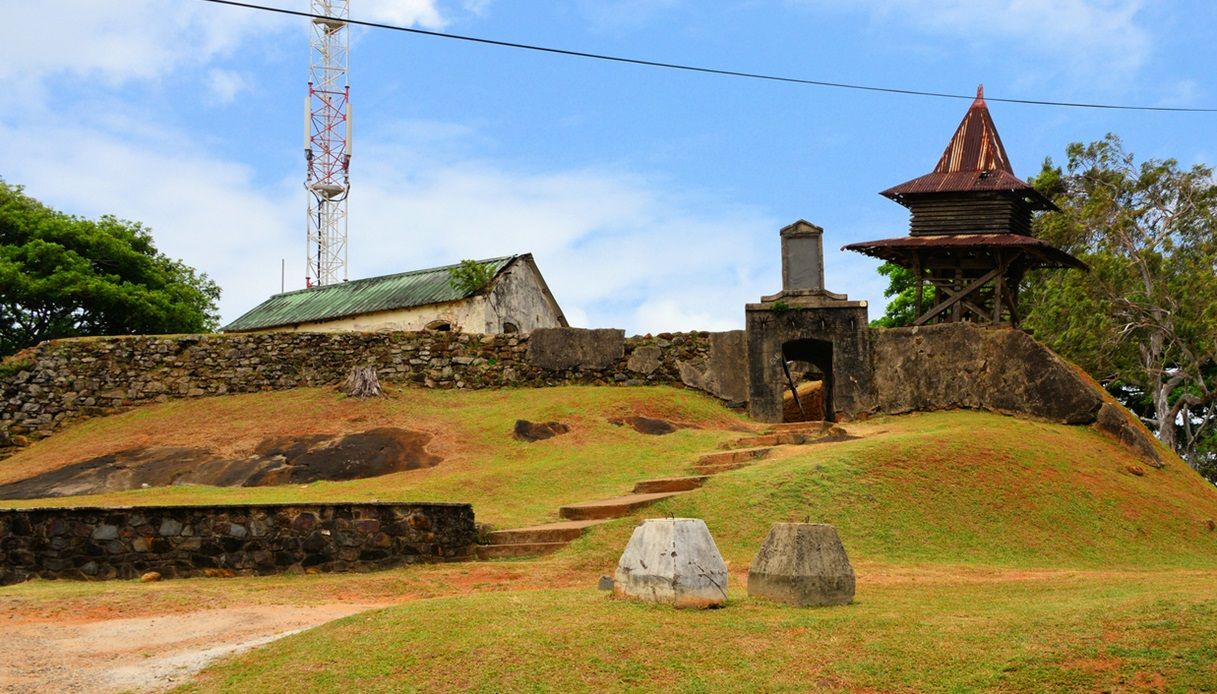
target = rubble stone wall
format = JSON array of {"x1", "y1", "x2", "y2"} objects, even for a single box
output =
[
  {"x1": 0, "y1": 502, "x2": 475, "y2": 585},
  {"x1": 0, "y1": 328, "x2": 728, "y2": 447}
]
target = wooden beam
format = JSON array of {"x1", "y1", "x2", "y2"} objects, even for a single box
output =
[{"x1": 913, "y1": 265, "x2": 1005, "y2": 326}]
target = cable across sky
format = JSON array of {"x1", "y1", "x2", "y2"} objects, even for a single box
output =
[{"x1": 198, "y1": 0, "x2": 1216, "y2": 114}]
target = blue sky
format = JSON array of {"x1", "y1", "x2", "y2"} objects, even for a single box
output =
[{"x1": 2, "y1": 1, "x2": 1214, "y2": 332}]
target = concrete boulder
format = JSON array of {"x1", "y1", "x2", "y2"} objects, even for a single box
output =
[
  {"x1": 613, "y1": 518, "x2": 728, "y2": 608},
  {"x1": 747, "y1": 523, "x2": 855, "y2": 607}
]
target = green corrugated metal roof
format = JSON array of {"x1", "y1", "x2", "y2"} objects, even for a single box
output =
[{"x1": 222, "y1": 256, "x2": 517, "y2": 332}]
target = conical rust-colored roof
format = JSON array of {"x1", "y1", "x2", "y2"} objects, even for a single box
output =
[{"x1": 881, "y1": 86, "x2": 1052, "y2": 209}]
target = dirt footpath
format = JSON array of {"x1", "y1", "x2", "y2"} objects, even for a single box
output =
[{"x1": 0, "y1": 603, "x2": 380, "y2": 693}]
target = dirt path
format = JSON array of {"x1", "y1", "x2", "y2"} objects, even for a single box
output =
[{"x1": 0, "y1": 603, "x2": 381, "y2": 693}]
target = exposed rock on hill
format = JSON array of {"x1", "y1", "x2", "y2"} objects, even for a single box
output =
[{"x1": 0, "y1": 428, "x2": 440, "y2": 499}]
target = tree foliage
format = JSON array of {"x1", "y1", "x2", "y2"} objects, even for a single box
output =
[
  {"x1": 1023, "y1": 134, "x2": 1217, "y2": 476},
  {"x1": 871, "y1": 262, "x2": 917, "y2": 328},
  {"x1": 447, "y1": 259, "x2": 495, "y2": 295},
  {"x1": 0, "y1": 181, "x2": 220, "y2": 358}
]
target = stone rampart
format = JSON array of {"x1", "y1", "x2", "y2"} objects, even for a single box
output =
[
  {"x1": 0, "y1": 501, "x2": 475, "y2": 585},
  {"x1": 871, "y1": 324, "x2": 1103, "y2": 423},
  {"x1": 1, "y1": 329, "x2": 733, "y2": 448}
]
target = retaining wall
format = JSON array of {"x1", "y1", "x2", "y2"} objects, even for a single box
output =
[
  {"x1": 0, "y1": 502, "x2": 475, "y2": 585},
  {"x1": 0, "y1": 328, "x2": 737, "y2": 448}
]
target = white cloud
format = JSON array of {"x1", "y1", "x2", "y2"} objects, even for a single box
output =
[
  {"x1": 800, "y1": 0, "x2": 1150, "y2": 76},
  {"x1": 0, "y1": 113, "x2": 787, "y2": 334},
  {"x1": 363, "y1": 0, "x2": 447, "y2": 28},
  {"x1": 206, "y1": 69, "x2": 252, "y2": 104},
  {"x1": 0, "y1": 1, "x2": 293, "y2": 87}
]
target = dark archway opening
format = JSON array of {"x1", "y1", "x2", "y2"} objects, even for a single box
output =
[{"x1": 781, "y1": 338, "x2": 833, "y2": 422}]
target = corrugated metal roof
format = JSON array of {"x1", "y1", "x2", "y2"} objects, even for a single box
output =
[
  {"x1": 881, "y1": 85, "x2": 1054, "y2": 210},
  {"x1": 222, "y1": 256, "x2": 517, "y2": 332},
  {"x1": 843, "y1": 234, "x2": 1087, "y2": 269}
]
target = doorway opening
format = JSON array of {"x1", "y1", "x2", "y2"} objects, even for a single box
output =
[{"x1": 781, "y1": 338, "x2": 833, "y2": 422}]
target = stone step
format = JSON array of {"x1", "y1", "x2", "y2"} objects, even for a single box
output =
[
  {"x1": 764, "y1": 421, "x2": 833, "y2": 434},
  {"x1": 475, "y1": 541, "x2": 569, "y2": 560},
  {"x1": 559, "y1": 491, "x2": 686, "y2": 521},
  {"x1": 632, "y1": 476, "x2": 709, "y2": 494},
  {"x1": 483, "y1": 519, "x2": 608, "y2": 546},
  {"x1": 693, "y1": 447, "x2": 773, "y2": 474},
  {"x1": 720, "y1": 432, "x2": 816, "y2": 449},
  {"x1": 693, "y1": 460, "x2": 758, "y2": 475}
]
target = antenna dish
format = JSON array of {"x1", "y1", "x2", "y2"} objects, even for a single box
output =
[
  {"x1": 313, "y1": 17, "x2": 346, "y2": 32},
  {"x1": 310, "y1": 182, "x2": 347, "y2": 199}
]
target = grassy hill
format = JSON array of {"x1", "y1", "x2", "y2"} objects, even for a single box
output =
[{"x1": 4, "y1": 385, "x2": 1217, "y2": 691}]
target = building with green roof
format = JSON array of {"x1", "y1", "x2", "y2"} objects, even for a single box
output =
[{"x1": 222, "y1": 254, "x2": 567, "y2": 334}]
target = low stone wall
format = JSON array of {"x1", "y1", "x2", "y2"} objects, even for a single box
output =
[
  {"x1": 0, "y1": 502, "x2": 475, "y2": 585},
  {"x1": 1, "y1": 328, "x2": 730, "y2": 448}
]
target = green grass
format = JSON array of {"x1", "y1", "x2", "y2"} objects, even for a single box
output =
[
  {"x1": 0, "y1": 386, "x2": 746, "y2": 528},
  {"x1": 6, "y1": 386, "x2": 1217, "y2": 691},
  {"x1": 179, "y1": 569, "x2": 1217, "y2": 693}
]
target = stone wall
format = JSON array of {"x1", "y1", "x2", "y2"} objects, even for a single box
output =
[
  {"x1": 0, "y1": 502, "x2": 475, "y2": 585},
  {"x1": 871, "y1": 324, "x2": 1103, "y2": 423},
  {"x1": 1, "y1": 328, "x2": 729, "y2": 449},
  {"x1": 871, "y1": 324, "x2": 1166, "y2": 466}
]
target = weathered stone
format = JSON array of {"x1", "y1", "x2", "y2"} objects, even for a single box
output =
[
  {"x1": 513, "y1": 420, "x2": 570, "y2": 442},
  {"x1": 1095, "y1": 402, "x2": 1166, "y2": 468},
  {"x1": 746, "y1": 297, "x2": 872, "y2": 423},
  {"x1": 159, "y1": 518, "x2": 184, "y2": 535},
  {"x1": 140, "y1": 571, "x2": 162, "y2": 582},
  {"x1": 613, "y1": 518, "x2": 728, "y2": 608},
  {"x1": 626, "y1": 346, "x2": 662, "y2": 374},
  {"x1": 526, "y1": 328, "x2": 625, "y2": 370},
  {"x1": 609, "y1": 416, "x2": 678, "y2": 436},
  {"x1": 92, "y1": 524, "x2": 119, "y2": 541},
  {"x1": 871, "y1": 324, "x2": 1102, "y2": 425},
  {"x1": 747, "y1": 523, "x2": 855, "y2": 607},
  {"x1": 597, "y1": 575, "x2": 613, "y2": 591}
]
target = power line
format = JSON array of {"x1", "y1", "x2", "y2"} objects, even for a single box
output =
[{"x1": 199, "y1": 0, "x2": 1217, "y2": 114}]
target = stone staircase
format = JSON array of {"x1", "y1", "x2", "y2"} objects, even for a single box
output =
[{"x1": 475, "y1": 420, "x2": 848, "y2": 560}]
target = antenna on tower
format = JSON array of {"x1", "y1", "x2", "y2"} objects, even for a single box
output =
[{"x1": 304, "y1": 0, "x2": 351, "y2": 288}]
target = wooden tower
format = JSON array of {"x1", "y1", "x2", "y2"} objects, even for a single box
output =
[{"x1": 845, "y1": 86, "x2": 1085, "y2": 326}]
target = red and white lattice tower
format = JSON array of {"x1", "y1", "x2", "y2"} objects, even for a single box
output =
[{"x1": 304, "y1": 0, "x2": 351, "y2": 287}]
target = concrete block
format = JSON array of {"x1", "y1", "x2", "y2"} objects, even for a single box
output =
[
  {"x1": 526, "y1": 328, "x2": 625, "y2": 370},
  {"x1": 747, "y1": 523, "x2": 855, "y2": 607},
  {"x1": 613, "y1": 518, "x2": 728, "y2": 608}
]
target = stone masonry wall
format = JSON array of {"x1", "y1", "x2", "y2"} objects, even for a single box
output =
[
  {"x1": 0, "y1": 502, "x2": 475, "y2": 585},
  {"x1": 0, "y1": 328, "x2": 720, "y2": 449}
]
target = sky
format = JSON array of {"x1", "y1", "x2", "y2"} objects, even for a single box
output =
[{"x1": 2, "y1": 0, "x2": 1215, "y2": 333}]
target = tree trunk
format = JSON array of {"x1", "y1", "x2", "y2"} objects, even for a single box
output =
[{"x1": 342, "y1": 366, "x2": 382, "y2": 398}]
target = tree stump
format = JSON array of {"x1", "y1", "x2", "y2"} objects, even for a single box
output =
[{"x1": 342, "y1": 366, "x2": 382, "y2": 398}]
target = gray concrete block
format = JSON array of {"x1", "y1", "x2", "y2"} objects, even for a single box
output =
[
  {"x1": 526, "y1": 328, "x2": 625, "y2": 370},
  {"x1": 747, "y1": 522, "x2": 855, "y2": 607},
  {"x1": 613, "y1": 518, "x2": 728, "y2": 608}
]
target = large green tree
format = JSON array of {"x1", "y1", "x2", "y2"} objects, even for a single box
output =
[
  {"x1": 0, "y1": 180, "x2": 220, "y2": 357},
  {"x1": 1024, "y1": 135, "x2": 1217, "y2": 472}
]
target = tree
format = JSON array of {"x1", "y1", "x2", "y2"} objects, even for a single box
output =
[
  {"x1": 0, "y1": 180, "x2": 220, "y2": 358},
  {"x1": 1023, "y1": 135, "x2": 1217, "y2": 475},
  {"x1": 870, "y1": 262, "x2": 917, "y2": 327}
]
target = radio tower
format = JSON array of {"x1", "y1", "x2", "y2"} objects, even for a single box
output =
[{"x1": 304, "y1": 0, "x2": 351, "y2": 287}]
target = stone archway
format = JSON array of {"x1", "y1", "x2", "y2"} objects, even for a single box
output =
[{"x1": 781, "y1": 338, "x2": 833, "y2": 422}]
